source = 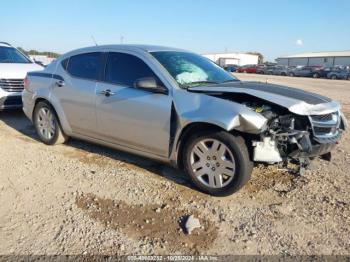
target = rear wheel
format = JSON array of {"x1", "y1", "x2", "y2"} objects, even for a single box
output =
[
  {"x1": 313, "y1": 73, "x2": 320, "y2": 78},
  {"x1": 289, "y1": 73, "x2": 295, "y2": 77},
  {"x1": 33, "y1": 101, "x2": 68, "y2": 145},
  {"x1": 331, "y1": 75, "x2": 337, "y2": 80},
  {"x1": 183, "y1": 131, "x2": 253, "y2": 196},
  {"x1": 347, "y1": 75, "x2": 350, "y2": 80}
]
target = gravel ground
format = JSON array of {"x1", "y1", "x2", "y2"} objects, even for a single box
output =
[{"x1": 0, "y1": 74, "x2": 349, "y2": 255}]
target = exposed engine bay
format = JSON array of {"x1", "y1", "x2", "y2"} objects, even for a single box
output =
[{"x1": 212, "y1": 93, "x2": 343, "y2": 174}]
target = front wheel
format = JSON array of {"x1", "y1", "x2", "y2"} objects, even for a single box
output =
[
  {"x1": 331, "y1": 75, "x2": 337, "y2": 80},
  {"x1": 183, "y1": 131, "x2": 253, "y2": 196},
  {"x1": 33, "y1": 101, "x2": 68, "y2": 145}
]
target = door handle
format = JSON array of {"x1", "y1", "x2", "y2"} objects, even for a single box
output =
[
  {"x1": 99, "y1": 89, "x2": 115, "y2": 97},
  {"x1": 56, "y1": 80, "x2": 65, "y2": 87}
]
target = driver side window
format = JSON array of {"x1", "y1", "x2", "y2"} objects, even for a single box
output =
[{"x1": 104, "y1": 52, "x2": 161, "y2": 87}]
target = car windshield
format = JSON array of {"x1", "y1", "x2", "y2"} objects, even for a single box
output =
[
  {"x1": 151, "y1": 51, "x2": 238, "y2": 88},
  {"x1": 0, "y1": 46, "x2": 32, "y2": 64}
]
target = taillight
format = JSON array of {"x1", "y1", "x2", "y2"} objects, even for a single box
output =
[{"x1": 23, "y1": 76, "x2": 29, "y2": 90}]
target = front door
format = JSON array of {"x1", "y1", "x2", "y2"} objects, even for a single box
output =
[{"x1": 95, "y1": 52, "x2": 172, "y2": 157}]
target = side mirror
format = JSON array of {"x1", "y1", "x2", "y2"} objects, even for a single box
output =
[{"x1": 134, "y1": 77, "x2": 167, "y2": 94}]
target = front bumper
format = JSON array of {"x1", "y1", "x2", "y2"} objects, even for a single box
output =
[
  {"x1": 290, "y1": 139, "x2": 339, "y2": 159},
  {"x1": 254, "y1": 128, "x2": 343, "y2": 163},
  {"x1": 0, "y1": 95, "x2": 23, "y2": 110}
]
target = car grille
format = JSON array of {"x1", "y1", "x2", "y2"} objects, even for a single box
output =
[
  {"x1": 311, "y1": 113, "x2": 333, "y2": 122},
  {"x1": 0, "y1": 79, "x2": 24, "y2": 92},
  {"x1": 309, "y1": 112, "x2": 341, "y2": 143}
]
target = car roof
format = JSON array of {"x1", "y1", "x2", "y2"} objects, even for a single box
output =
[{"x1": 61, "y1": 44, "x2": 188, "y2": 58}]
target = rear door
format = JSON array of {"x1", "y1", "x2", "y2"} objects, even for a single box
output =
[
  {"x1": 52, "y1": 52, "x2": 103, "y2": 135},
  {"x1": 95, "y1": 52, "x2": 172, "y2": 157}
]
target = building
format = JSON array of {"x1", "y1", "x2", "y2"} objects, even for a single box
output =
[
  {"x1": 203, "y1": 52, "x2": 259, "y2": 67},
  {"x1": 276, "y1": 51, "x2": 350, "y2": 67},
  {"x1": 29, "y1": 55, "x2": 55, "y2": 66}
]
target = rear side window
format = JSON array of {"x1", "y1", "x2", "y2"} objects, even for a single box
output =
[
  {"x1": 105, "y1": 52, "x2": 158, "y2": 87},
  {"x1": 67, "y1": 52, "x2": 102, "y2": 80},
  {"x1": 61, "y1": 58, "x2": 69, "y2": 70}
]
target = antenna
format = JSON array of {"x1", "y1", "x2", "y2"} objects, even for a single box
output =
[{"x1": 91, "y1": 36, "x2": 98, "y2": 46}]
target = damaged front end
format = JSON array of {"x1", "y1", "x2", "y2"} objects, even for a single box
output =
[
  {"x1": 183, "y1": 85, "x2": 346, "y2": 174},
  {"x1": 252, "y1": 105, "x2": 345, "y2": 174}
]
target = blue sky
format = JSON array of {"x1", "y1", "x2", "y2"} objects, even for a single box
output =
[{"x1": 1, "y1": 0, "x2": 349, "y2": 61}]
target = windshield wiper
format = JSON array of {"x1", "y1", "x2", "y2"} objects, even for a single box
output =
[{"x1": 222, "y1": 79, "x2": 239, "y2": 83}]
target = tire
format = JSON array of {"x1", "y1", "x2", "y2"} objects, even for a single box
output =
[
  {"x1": 183, "y1": 130, "x2": 253, "y2": 196},
  {"x1": 281, "y1": 72, "x2": 287, "y2": 76},
  {"x1": 347, "y1": 75, "x2": 350, "y2": 80},
  {"x1": 313, "y1": 73, "x2": 320, "y2": 78},
  {"x1": 33, "y1": 101, "x2": 68, "y2": 145},
  {"x1": 330, "y1": 75, "x2": 337, "y2": 80},
  {"x1": 243, "y1": 70, "x2": 247, "y2": 73},
  {"x1": 289, "y1": 73, "x2": 295, "y2": 77}
]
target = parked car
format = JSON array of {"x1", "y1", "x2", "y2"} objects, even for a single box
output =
[
  {"x1": 23, "y1": 45, "x2": 347, "y2": 196},
  {"x1": 256, "y1": 65, "x2": 271, "y2": 74},
  {"x1": 0, "y1": 42, "x2": 42, "y2": 110},
  {"x1": 260, "y1": 65, "x2": 289, "y2": 76},
  {"x1": 272, "y1": 65, "x2": 291, "y2": 76},
  {"x1": 327, "y1": 68, "x2": 350, "y2": 80},
  {"x1": 290, "y1": 66, "x2": 330, "y2": 78},
  {"x1": 311, "y1": 67, "x2": 333, "y2": 78},
  {"x1": 224, "y1": 65, "x2": 238, "y2": 72},
  {"x1": 237, "y1": 64, "x2": 258, "y2": 74},
  {"x1": 288, "y1": 65, "x2": 329, "y2": 78}
]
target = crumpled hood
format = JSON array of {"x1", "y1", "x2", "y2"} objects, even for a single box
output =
[
  {"x1": 188, "y1": 81, "x2": 340, "y2": 115},
  {"x1": 0, "y1": 63, "x2": 43, "y2": 79}
]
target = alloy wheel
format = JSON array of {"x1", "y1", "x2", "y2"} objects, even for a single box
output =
[{"x1": 36, "y1": 107, "x2": 56, "y2": 140}]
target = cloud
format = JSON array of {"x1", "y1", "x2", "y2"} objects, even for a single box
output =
[{"x1": 296, "y1": 39, "x2": 303, "y2": 46}]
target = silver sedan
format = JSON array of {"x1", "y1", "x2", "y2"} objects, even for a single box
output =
[{"x1": 22, "y1": 45, "x2": 346, "y2": 196}]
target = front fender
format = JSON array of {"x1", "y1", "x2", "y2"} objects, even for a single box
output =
[{"x1": 173, "y1": 89, "x2": 267, "y2": 134}]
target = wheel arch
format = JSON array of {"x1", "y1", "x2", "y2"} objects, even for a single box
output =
[
  {"x1": 33, "y1": 97, "x2": 71, "y2": 135},
  {"x1": 176, "y1": 122, "x2": 222, "y2": 170},
  {"x1": 33, "y1": 97, "x2": 54, "y2": 118},
  {"x1": 175, "y1": 122, "x2": 255, "y2": 170}
]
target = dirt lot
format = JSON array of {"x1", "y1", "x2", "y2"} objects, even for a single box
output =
[{"x1": 0, "y1": 74, "x2": 349, "y2": 256}]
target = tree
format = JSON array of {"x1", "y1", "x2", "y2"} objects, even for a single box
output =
[{"x1": 247, "y1": 52, "x2": 264, "y2": 64}]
